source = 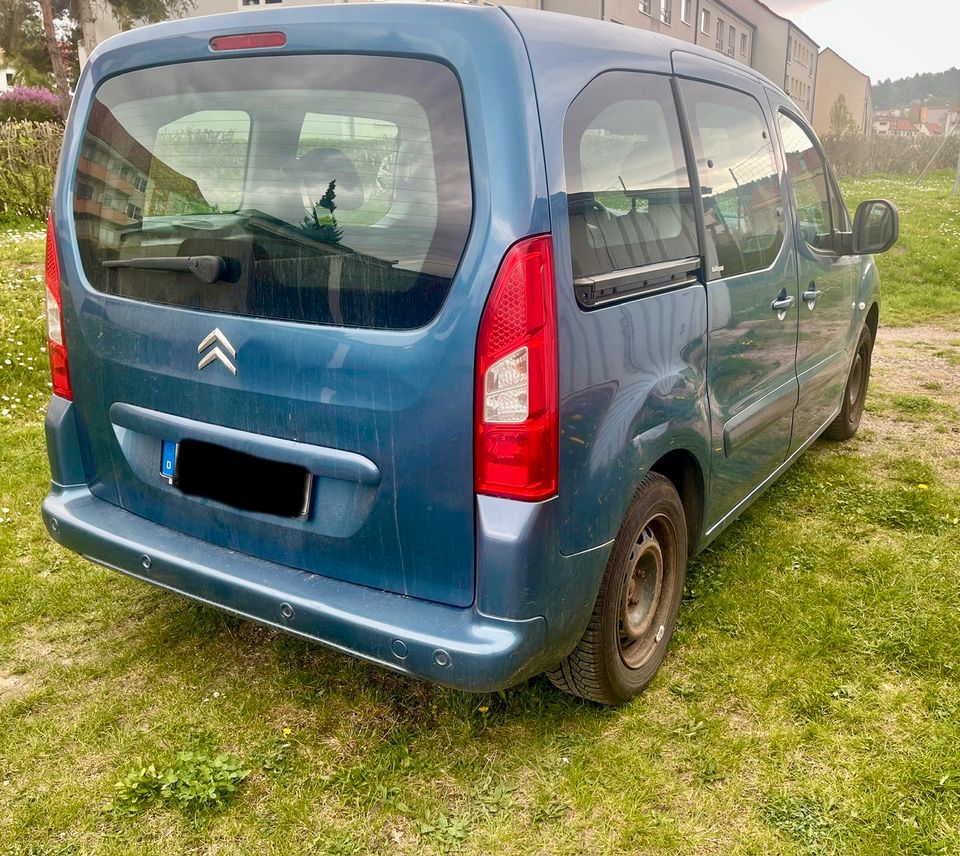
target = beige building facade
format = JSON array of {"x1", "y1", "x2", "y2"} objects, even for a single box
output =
[{"x1": 812, "y1": 47, "x2": 873, "y2": 137}]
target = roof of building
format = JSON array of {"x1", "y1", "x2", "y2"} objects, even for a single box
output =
[
  {"x1": 876, "y1": 117, "x2": 920, "y2": 132},
  {"x1": 817, "y1": 47, "x2": 870, "y2": 82},
  {"x1": 751, "y1": 0, "x2": 819, "y2": 47}
]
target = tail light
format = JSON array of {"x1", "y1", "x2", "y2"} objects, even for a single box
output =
[
  {"x1": 475, "y1": 235, "x2": 558, "y2": 501},
  {"x1": 45, "y1": 212, "x2": 72, "y2": 400}
]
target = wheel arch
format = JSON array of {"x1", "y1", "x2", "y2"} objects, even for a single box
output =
[{"x1": 650, "y1": 448, "x2": 705, "y2": 556}]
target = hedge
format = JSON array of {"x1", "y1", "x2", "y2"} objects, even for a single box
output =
[
  {"x1": 0, "y1": 121, "x2": 64, "y2": 221},
  {"x1": 821, "y1": 132, "x2": 960, "y2": 178}
]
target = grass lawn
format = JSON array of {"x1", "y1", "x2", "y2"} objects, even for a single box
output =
[{"x1": 1, "y1": 172, "x2": 959, "y2": 854}]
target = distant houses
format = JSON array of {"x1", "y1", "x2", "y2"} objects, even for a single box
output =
[
  {"x1": 874, "y1": 106, "x2": 960, "y2": 138},
  {"x1": 0, "y1": 48, "x2": 16, "y2": 93}
]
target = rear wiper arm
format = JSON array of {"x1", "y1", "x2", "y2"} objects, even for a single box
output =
[{"x1": 102, "y1": 255, "x2": 226, "y2": 284}]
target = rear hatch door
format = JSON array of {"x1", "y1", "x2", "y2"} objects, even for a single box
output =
[{"x1": 56, "y1": 7, "x2": 548, "y2": 607}]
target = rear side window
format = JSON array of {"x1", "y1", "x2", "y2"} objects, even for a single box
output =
[
  {"x1": 564, "y1": 72, "x2": 698, "y2": 280},
  {"x1": 73, "y1": 55, "x2": 472, "y2": 329},
  {"x1": 680, "y1": 81, "x2": 784, "y2": 280}
]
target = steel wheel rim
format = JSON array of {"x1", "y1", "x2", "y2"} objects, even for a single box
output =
[{"x1": 618, "y1": 514, "x2": 675, "y2": 670}]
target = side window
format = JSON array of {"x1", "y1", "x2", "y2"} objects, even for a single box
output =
[
  {"x1": 296, "y1": 113, "x2": 399, "y2": 227},
  {"x1": 148, "y1": 110, "x2": 250, "y2": 216},
  {"x1": 680, "y1": 81, "x2": 784, "y2": 280},
  {"x1": 564, "y1": 72, "x2": 698, "y2": 280},
  {"x1": 777, "y1": 113, "x2": 835, "y2": 252}
]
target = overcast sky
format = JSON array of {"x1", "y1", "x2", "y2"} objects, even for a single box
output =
[{"x1": 763, "y1": 0, "x2": 958, "y2": 82}]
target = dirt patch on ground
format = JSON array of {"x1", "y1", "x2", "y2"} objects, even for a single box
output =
[
  {"x1": 852, "y1": 325, "x2": 960, "y2": 485},
  {"x1": 0, "y1": 673, "x2": 29, "y2": 703}
]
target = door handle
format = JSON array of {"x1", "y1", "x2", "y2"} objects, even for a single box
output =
[
  {"x1": 770, "y1": 288, "x2": 795, "y2": 321},
  {"x1": 802, "y1": 284, "x2": 823, "y2": 308}
]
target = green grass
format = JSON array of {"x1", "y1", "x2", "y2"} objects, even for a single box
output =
[
  {"x1": 841, "y1": 170, "x2": 960, "y2": 327},
  {"x1": 2, "y1": 174, "x2": 960, "y2": 854}
]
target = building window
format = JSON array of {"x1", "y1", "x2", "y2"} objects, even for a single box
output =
[
  {"x1": 639, "y1": 0, "x2": 652, "y2": 15},
  {"x1": 740, "y1": 32, "x2": 748, "y2": 55},
  {"x1": 660, "y1": 0, "x2": 672, "y2": 25},
  {"x1": 701, "y1": 9, "x2": 710, "y2": 34},
  {"x1": 727, "y1": 24, "x2": 735, "y2": 56},
  {"x1": 715, "y1": 19, "x2": 724, "y2": 51},
  {"x1": 680, "y1": 0, "x2": 691, "y2": 24}
]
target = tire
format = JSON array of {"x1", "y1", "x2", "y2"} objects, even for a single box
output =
[
  {"x1": 547, "y1": 473, "x2": 688, "y2": 705},
  {"x1": 825, "y1": 325, "x2": 873, "y2": 441}
]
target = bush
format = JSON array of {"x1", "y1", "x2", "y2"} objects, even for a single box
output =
[
  {"x1": 0, "y1": 86, "x2": 62, "y2": 123},
  {"x1": 822, "y1": 133, "x2": 960, "y2": 178},
  {"x1": 0, "y1": 120, "x2": 63, "y2": 221}
]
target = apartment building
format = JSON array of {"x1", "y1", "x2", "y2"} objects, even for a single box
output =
[
  {"x1": 812, "y1": 48, "x2": 873, "y2": 137},
  {"x1": 784, "y1": 21, "x2": 817, "y2": 117},
  {"x1": 85, "y1": 0, "x2": 819, "y2": 119}
]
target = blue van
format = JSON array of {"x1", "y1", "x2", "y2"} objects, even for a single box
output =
[{"x1": 41, "y1": 3, "x2": 898, "y2": 704}]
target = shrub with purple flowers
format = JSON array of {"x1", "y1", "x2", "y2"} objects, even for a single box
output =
[{"x1": 0, "y1": 86, "x2": 62, "y2": 123}]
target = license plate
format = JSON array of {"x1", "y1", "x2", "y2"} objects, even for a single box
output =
[{"x1": 160, "y1": 439, "x2": 177, "y2": 480}]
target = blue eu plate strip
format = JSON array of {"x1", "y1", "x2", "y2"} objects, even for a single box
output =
[{"x1": 161, "y1": 440, "x2": 177, "y2": 479}]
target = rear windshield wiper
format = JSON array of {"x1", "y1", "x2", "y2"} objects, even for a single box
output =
[{"x1": 102, "y1": 255, "x2": 226, "y2": 284}]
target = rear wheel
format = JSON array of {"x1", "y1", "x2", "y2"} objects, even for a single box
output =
[
  {"x1": 825, "y1": 325, "x2": 873, "y2": 441},
  {"x1": 547, "y1": 473, "x2": 687, "y2": 705}
]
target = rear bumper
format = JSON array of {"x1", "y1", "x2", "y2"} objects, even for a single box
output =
[
  {"x1": 41, "y1": 483, "x2": 550, "y2": 692},
  {"x1": 42, "y1": 397, "x2": 610, "y2": 691}
]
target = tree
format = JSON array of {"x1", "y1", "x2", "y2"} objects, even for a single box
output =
[
  {"x1": 76, "y1": 0, "x2": 194, "y2": 54},
  {"x1": 2, "y1": 0, "x2": 193, "y2": 103},
  {"x1": 829, "y1": 94, "x2": 859, "y2": 137},
  {"x1": 37, "y1": 0, "x2": 70, "y2": 117},
  {"x1": 1, "y1": 0, "x2": 78, "y2": 94}
]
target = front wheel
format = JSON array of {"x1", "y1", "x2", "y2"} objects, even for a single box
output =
[
  {"x1": 547, "y1": 473, "x2": 687, "y2": 705},
  {"x1": 825, "y1": 325, "x2": 873, "y2": 441}
]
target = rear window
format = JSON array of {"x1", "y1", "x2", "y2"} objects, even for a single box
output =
[{"x1": 73, "y1": 55, "x2": 473, "y2": 329}]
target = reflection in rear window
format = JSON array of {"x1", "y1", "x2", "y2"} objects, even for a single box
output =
[{"x1": 73, "y1": 55, "x2": 473, "y2": 329}]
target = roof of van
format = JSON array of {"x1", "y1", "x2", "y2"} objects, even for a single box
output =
[
  {"x1": 85, "y1": 1, "x2": 782, "y2": 96},
  {"x1": 501, "y1": 5, "x2": 780, "y2": 92}
]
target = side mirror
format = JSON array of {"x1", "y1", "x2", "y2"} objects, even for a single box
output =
[{"x1": 852, "y1": 199, "x2": 899, "y2": 255}]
